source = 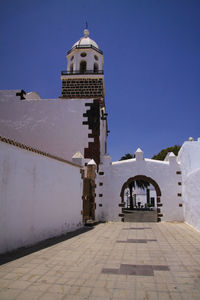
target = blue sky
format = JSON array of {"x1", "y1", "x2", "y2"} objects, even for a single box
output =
[{"x1": 0, "y1": 0, "x2": 200, "y2": 161}]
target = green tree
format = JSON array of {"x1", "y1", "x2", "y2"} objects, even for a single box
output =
[
  {"x1": 120, "y1": 153, "x2": 134, "y2": 160},
  {"x1": 152, "y1": 145, "x2": 181, "y2": 161}
]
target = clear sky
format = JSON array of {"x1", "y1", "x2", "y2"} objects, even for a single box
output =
[{"x1": 0, "y1": 0, "x2": 200, "y2": 161}]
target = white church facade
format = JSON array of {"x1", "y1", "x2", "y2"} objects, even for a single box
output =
[{"x1": 0, "y1": 28, "x2": 200, "y2": 254}]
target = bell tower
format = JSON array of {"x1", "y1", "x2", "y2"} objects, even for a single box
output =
[{"x1": 60, "y1": 27, "x2": 105, "y2": 101}]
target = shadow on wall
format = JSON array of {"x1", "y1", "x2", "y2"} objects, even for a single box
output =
[{"x1": 0, "y1": 227, "x2": 93, "y2": 266}]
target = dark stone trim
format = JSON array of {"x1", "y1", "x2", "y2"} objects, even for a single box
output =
[
  {"x1": 120, "y1": 176, "x2": 162, "y2": 198},
  {"x1": 82, "y1": 121, "x2": 89, "y2": 125},
  {"x1": 119, "y1": 214, "x2": 124, "y2": 217},
  {"x1": 83, "y1": 99, "x2": 101, "y2": 168}
]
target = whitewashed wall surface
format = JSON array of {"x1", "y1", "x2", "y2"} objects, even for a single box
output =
[
  {"x1": 0, "y1": 140, "x2": 83, "y2": 254},
  {"x1": 96, "y1": 150, "x2": 183, "y2": 223},
  {"x1": 178, "y1": 139, "x2": 200, "y2": 232},
  {"x1": 0, "y1": 90, "x2": 93, "y2": 162}
]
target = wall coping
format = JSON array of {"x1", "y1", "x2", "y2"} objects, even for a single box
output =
[{"x1": 0, "y1": 135, "x2": 82, "y2": 168}]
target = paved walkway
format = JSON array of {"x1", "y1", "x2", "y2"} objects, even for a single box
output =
[{"x1": 0, "y1": 222, "x2": 200, "y2": 300}]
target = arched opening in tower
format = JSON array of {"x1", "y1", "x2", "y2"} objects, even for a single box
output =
[
  {"x1": 93, "y1": 63, "x2": 99, "y2": 73},
  {"x1": 70, "y1": 63, "x2": 73, "y2": 73},
  {"x1": 80, "y1": 60, "x2": 87, "y2": 73}
]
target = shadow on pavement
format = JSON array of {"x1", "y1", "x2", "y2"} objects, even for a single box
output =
[{"x1": 0, "y1": 226, "x2": 94, "y2": 266}]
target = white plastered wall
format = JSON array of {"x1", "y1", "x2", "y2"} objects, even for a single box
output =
[
  {"x1": 0, "y1": 90, "x2": 93, "y2": 162},
  {"x1": 0, "y1": 141, "x2": 83, "y2": 254},
  {"x1": 178, "y1": 140, "x2": 200, "y2": 232},
  {"x1": 96, "y1": 152, "x2": 184, "y2": 222}
]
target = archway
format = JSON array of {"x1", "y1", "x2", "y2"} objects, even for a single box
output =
[{"x1": 120, "y1": 175, "x2": 162, "y2": 222}]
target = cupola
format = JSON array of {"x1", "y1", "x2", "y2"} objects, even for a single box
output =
[{"x1": 60, "y1": 26, "x2": 105, "y2": 100}]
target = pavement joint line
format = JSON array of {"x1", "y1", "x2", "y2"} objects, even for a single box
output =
[{"x1": 0, "y1": 222, "x2": 200, "y2": 300}]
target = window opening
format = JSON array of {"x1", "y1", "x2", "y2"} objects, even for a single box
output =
[
  {"x1": 80, "y1": 60, "x2": 87, "y2": 73},
  {"x1": 94, "y1": 63, "x2": 99, "y2": 73},
  {"x1": 81, "y1": 52, "x2": 87, "y2": 57},
  {"x1": 70, "y1": 63, "x2": 73, "y2": 73}
]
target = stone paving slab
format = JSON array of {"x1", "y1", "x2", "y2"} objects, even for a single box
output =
[{"x1": 0, "y1": 222, "x2": 200, "y2": 299}]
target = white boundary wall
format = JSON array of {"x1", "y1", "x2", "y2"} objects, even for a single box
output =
[
  {"x1": 0, "y1": 141, "x2": 83, "y2": 254},
  {"x1": 178, "y1": 140, "x2": 200, "y2": 232},
  {"x1": 96, "y1": 151, "x2": 184, "y2": 222}
]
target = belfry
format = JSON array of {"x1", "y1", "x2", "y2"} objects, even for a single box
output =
[{"x1": 60, "y1": 27, "x2": 105, "y2": 102}]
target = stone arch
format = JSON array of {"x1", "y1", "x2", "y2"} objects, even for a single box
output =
[{"x1": 120, "y1": 175, "x2": 162, "y2": 222}]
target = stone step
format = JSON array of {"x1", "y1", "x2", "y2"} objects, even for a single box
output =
[{"x1": 124, "y1": 211, "x2": 157, "y2": 222}]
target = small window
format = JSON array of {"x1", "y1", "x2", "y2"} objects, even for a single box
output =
[
  {"x1": 94, "y1": 55, "x2": 98, "y2": 61},
  {"x1": 70, "y1": 64, "x2": 73, "y2": 73},
  {"x1": 80, "y1": 52, "x2": 87, "y2": 57},
  {"x1": 70, "y1": 56, "x2": 74, "y2": 61}
]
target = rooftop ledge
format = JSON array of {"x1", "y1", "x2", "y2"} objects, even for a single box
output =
[
  {"x1": 61, "y1": 70, "x2": 104, "y2": 75},
  {"x1": 67, "y1": 45, "x2": 103, "y2": 55}
]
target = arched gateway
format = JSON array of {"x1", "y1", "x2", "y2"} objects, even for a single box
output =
[
  {"x1": 95, "y1": 149, "x2": 184, "y2": 223},
  {"x1": 120, "y1": 175, "x2": 162, "y2": 222}
]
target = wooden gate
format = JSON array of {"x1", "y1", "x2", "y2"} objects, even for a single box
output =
[{"x1": 82, "y1": 177, "x2": 95, "y2": 222}]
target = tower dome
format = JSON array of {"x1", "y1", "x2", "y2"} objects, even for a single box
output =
[
  {"x1": 72, "y1": 28, "x2": 99, "y2": 49},
  {"x1": 61, "y1": 26, "x2": 105, "y2": 100}
]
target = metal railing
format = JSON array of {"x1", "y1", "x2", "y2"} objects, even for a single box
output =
[
  {"x1": 67, "y1": 45, "x2": 103, "y2": 55},
  {"x1": 61, "y1": 70, "x2": 104, "y2": 75}
]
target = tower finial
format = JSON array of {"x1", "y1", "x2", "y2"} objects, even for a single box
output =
[{"x1": 84, "y1": 22, "x2": 89, "y2": 38}]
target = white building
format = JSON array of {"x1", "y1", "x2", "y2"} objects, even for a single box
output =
[{"x1": 0, "y1": 27, "x2": 200, "y2": 254}]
